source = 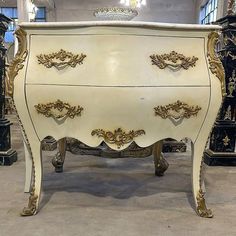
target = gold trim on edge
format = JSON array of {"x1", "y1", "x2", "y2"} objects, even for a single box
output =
[
  {"x1": 196, "y1": 189, "x2": 213, "y2": 218},
  {"x1": 34, "y1": 99, "x2": 84, "y2": 120},
  {"x1": 6, "y1": 28, "x2": 28, "y2": 98},
  {"x1": 12, "y1": 102, "x2": 38, "y2": 216},
  {"x1": 91, "y1": 128, "x2": 145, "y2": 149},
  {"x1": 207, "y1": 31, "x2": 226, "y2": 97},
  {"x1": 154, "y1": 100, "x2": 201, "y2": 120},
  {"x1": 150, "y1": 51, "x2": 198, "y2": 71}
]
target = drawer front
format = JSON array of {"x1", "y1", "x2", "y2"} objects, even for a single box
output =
[
  {"x1": 26, "y1": 85, "x2": 210, "y2": 150},
  {"x1": 26, "y1": 34, "x2": 209, "y2": 87}
]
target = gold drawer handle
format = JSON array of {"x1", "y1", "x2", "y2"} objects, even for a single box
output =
[
  {"x1": 154, "y1": 100, "x2": 201, "y2": 121},
  {"x1": 91, "y1": 128, "x2": 145, "y2": 149},
  {"x1": 150, "y1": 51, "x2": 198, "y2": 71},
  {"x1": 37, "y1": 49, "x2": 86, "y2": 70},
  {"x1": 34, "y1": 99, "x2": 83, "y2": 121}
]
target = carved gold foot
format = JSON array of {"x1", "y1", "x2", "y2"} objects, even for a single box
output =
[
  {"x1": 21, "y1": 187, "x2": 38, "y2": 216},
  {"x1": 52, "y1": 151, "x2": 64, "y2": 173},
  {"x1": 153, "y1": 141, "x2": 169, "y2": 176},
  {"x1": 196, "y1": 189, "x2": 213, "y2": 218},
  {"x1": 155, "y1": 155, "x2": 169, "y2": 176}
]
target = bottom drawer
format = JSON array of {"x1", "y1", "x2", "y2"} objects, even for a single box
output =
[{"x1": 26, "y1": 85, "x2": 210, "y2": 150}]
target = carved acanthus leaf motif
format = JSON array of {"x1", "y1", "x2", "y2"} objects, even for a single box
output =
[
  {"x1": 6, "y1": 28, "x2": 28, "y2": 97},
  {"x1": 154, "y1": 100, "x2": 201, "y2": 120},
  {"x1": 196, "y1": 189, "x2": 213, "y2": 218},
  {"x1": 207, "y1": 31, "x2": 226, "y2": 97},
  {"x1": 150, "y1": 51, "x2": 198, "y2": 71},
  {"x1": 34, "y1": 99, "x2": 83, "y2": 120},
  {"x1": 37, "y1": 49, "x2": 86, "y2": 70},
  {"x1": 91, "y1": 128, "x2": 145, "y2": 149}
]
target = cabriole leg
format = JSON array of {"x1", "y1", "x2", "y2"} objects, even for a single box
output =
[
  {"x1": 21, "y1": 141, "x2": 42, "y2": 216},
  {"x1": 191, "y1": 140, "x2": 213, "y2": 218},
  {"x1": 153, "y1": 140, "x2": 169, "y2": 176},
  {"x1": 52, "y1": 138, "x2": 66, "y2": 173},
  {"x1": 24, "y1": 140, "x2": 32, "y2": 193}
]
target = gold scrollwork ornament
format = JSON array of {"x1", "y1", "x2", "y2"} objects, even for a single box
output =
[
  {"x1": 34, "y1": 99, "x2": 83, "y2": 121},
  {"x1": 6, "y1": 28, "x2": 28, "y2": 98},
  {"x1": 37, "y1": 49, "x2": 86, "y2": 70},
  {"x1": 196, "y1": 189, "x2": 213, "y2": 218},
  {"x1": 91, "y1": 128, "x2": 145, "y2": 149},
  {"x1": 154, "y1": 100, "x2": 201, "y2": 121},
  {"x1": 150, "y1": 51, "x2": 198, "y2": 71},
  {"x1": 207, "y1": 31, "x2": 226, "y2": 97}
]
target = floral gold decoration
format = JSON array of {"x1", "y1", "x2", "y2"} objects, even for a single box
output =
[
  {"x1": 37, "y1": 49, "x2": 86, "y2": 70},
  {"x1": 91, "y1": 128, "x2": 145, "y2": 149},
  {"x1": 154, "y1": 100, "x2": 201, "y2": 120},
  {"x1": 6, "y1": 28, "x2": 28, "y2": 98},
  {"x1": 223, "y1": 135, "x2": 230, "y2": 146},
  {"x1": 150, "y1": 51, "x2": 198, "y2": 71},
  {"x1": 34, "y1": 99, "x2": 83, "y2": 120},
  {"x1": 207, "y1": 32, "x2": 226, "y2": 97},
  {"x1": 196, "y1": 189, "x2": 213, "y2": 218}
]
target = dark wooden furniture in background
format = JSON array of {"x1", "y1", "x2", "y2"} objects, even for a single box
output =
[
  {"x1": 0, "y1": 13, "x2": 17, "y2": 166},
  {"x1": 204, "y1": 15, "x2": 236, "y2": 165}
]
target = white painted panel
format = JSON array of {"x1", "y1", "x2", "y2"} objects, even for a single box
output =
[
  {"x1": 26, "y1": 85, "x2": 210, "y2": 150},
  {"x1": 26, "y1": 34, "x2": 209, "y2": 86}
]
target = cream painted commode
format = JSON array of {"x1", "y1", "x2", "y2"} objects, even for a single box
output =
[{"x1": 8, "y1": 21, "x2": 225, "y2": 217}]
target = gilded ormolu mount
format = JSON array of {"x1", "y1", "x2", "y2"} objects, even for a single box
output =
[
  {"x1": 154, "y1": 100, "x2": 201, "y2": 121},
  {"x1": 34, "y1": 99, "x2": 84, "y2": 121},
  {"x1": 91, "y1": 128, "x2": 145, "y2": 149},
  {"x1": 196, "y1": 189, "x2": 213, "y2": 218},
  {"x1": 37, "y1": 49, "x2": 86, "y2": 70},
  {"x1": 207, "y1": 31, "x2": 226, "y2": 97},
  {"x1": 6, "y1": 28, "x2": 28, "y2": 98},
  {"x1": 150, "y1": 51, "x2": 198, "y2": 71}
]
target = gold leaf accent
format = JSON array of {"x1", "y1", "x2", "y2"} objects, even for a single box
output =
[
  {"x1": 207, "y1": 31, "x2": 226, "y2": 97},
  {"x1": 37, "y1": 49, "x2": 86, "y2": 70},
  {"x1": 154, "y1": 100, "x2": 201, "y2": 120},
  {"x1": 91, "y1": 128, "x2": 145, "y2": 149},
  {"x1": 6, "y1": 28, "x2": 28, "y2": 97},
  {"x1": 223, "y1": 135, "x2": 230, "y2": 146},
  {"x1": 21, "y1": 187, "x2": 38, "y2": 216},
  {"x1": 34, "y1": 99, "x2": 83, "y2": 120},
  {"x1": 196, "y1": 189, "x2": 213, "y2": 218},
  {"x1": 150, "y1": 51, "x2": 198, "y2": 71}
]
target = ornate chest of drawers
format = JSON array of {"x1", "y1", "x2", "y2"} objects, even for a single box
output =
[{"x1": 8, "y1": 21, "x2": 224, "y2": 217}]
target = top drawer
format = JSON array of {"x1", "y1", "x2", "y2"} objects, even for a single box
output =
[{"x1": 26, "y1": 34, "x2": 209, "y2": 86}]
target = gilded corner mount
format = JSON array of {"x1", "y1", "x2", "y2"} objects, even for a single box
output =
[
  {"x1": 207, "y1": 31, "x2": 226, "y2": 97},
  {"x1": 91, "y1": 128, "x2": 145, "y2": 149},
  {"x1": 6, "y1": 28, "x2": 28, "y2": 97},
  {"x1": 150, "y1": 51, "x2": 198, "y2": 71}
]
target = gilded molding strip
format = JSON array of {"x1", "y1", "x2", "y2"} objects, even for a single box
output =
[
  {"x1": 196, "y1": 189, "x2": 213, "y2": 218},
  {"x1": 207, "y1": 31, "x2": 226, "y2": 97},
  {"x1": 154, "y1": 100, "x2": 201, "y2": 120},
  {"x1": 37, "y1": 49, "x2": 86, "y2": 70},
  {"x1": 34, "y1": 99, "x2": 83, "y2": 120},
  {"x1": 150, "y1": 51, "x2": 198, "y2": 71},
  {"x1": 6, "y1": 28, "x2": 28, "y2": 98},
  {"x1": 91, "y1": 128, "x2": 145, "y2": 149}
]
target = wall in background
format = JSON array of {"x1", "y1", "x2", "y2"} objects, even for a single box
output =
[{"x1": 0, "y1": 0, "x2": 197, "y2": 24}]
